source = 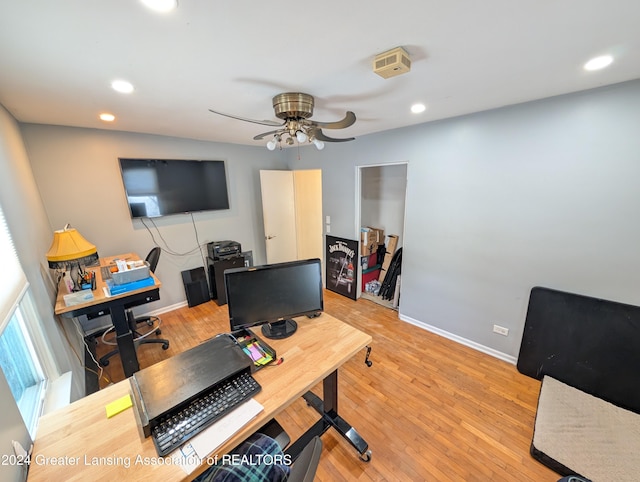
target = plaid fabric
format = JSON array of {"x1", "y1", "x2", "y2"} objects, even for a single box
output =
[{"x1": 194, "y1": 433, "x2": 290, "y2": 482}]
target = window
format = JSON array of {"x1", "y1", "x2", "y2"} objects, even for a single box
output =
[
  {"x1": 0, "y1": 304, "x2": 46, "y2": 434},
  {"x1": 0, "y1": 203, "x2": 48, "y2": 438}
]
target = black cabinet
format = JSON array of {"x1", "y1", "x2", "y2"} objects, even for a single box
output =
[{"x1": 207, "y1": 255, "x2": 245, "y2": 305}]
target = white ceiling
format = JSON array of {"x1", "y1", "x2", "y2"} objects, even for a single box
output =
[{"x1": 1, "y1": 1, "x2": 639, "y2": 147}]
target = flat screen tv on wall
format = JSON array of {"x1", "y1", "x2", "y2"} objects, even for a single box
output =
[{"x1": 118, "y1": 158, "x2": 230, "y2": 218}]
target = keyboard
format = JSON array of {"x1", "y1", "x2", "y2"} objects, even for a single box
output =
[{"x1": 151, "y1": 371, "x2": 261, "y2": 456}]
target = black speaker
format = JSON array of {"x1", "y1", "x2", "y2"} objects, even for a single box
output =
[
  {"x1": 207, "y1": 255, "x2": 245, "y2": 306},
  {"x1": 181, "y1": 267, "x2": 210, "y2": 308}
]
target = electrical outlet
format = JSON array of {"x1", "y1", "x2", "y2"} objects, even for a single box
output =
[
  {"x1": 326, "y1": 224, "x2": 331, "y2": 234},
  {"x1": 493, "y1": 324, "x2": 509, "y2": 336}
]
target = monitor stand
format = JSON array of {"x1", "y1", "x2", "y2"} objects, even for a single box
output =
[{"x1": 262, "y1": 319, "x2": 297, "y2": 339}]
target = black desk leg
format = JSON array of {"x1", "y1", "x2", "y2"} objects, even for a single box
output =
[
  {"x1": 110, "y1": 304, "x2": 139, "y2": 378},
  {"x1": 285, "y1": 370, "x2": 371, "y2": 462}
]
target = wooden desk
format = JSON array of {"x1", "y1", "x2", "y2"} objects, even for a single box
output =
[
  {"x1": 55, "y1": 253, "x2": 161, "y2": 390},
  {"x1": 28, "y1": 313, "x2": 372, "y2": 482}
]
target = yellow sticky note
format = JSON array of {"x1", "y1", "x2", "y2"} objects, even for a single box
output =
[{"x1": 105, "y1": 394, "x2": 133, "y2": 418}]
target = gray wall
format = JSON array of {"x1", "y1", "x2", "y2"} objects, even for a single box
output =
[
  {"x1": 21, "y1": 125, "x2": 286, "y2": 312},
  {"x1": 288, "y1": 79, "x2": 640, "y2": 360},
  {"x1": 2, "y1": 80, "x2": 640, "y2": 477},
  {"x1": 5, "y1": 79, "x2": 640, "y2": 385},
  {"x1": 360, "y1": 164, "x2": 407, "y2": 247},
  {"x1": 1, "y1": 112, "x2": 286, "y2": 481},
  {"x1": 0, "y1": 105, "x2": 78, "y2": 482}
]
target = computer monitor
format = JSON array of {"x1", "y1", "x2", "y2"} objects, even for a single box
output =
[{"x1": 225, "y1": 258, "x2": 324, "y2": 339}]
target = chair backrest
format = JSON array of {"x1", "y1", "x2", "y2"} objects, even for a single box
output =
[
  {"x1": 288, "y1": 436, "x2": 323, "y2": 482},
  {"x1": 145, "y1": 247, "x2": 161, "y2": 273}
]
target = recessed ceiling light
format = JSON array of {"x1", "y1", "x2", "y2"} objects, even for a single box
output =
[
  {"x1": 111, "y1": 79, "x2": 134, "y2": 94},
  {"x1": 411, "y1": 103, "x2": 426, "y2": 114},
  {"x1": 99, "y1": 113, "x2": 115, "y2": 122},
  {"x1": 584, "y1": 55, "x2": 613, "y2": 71},
  {"x1": 141, "y1": 0, "x2": 178, "y2": 12}
]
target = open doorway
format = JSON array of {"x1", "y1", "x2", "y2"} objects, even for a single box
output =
[{"x1": 356, "y1": 162, "x2": 407, "y2": 308}]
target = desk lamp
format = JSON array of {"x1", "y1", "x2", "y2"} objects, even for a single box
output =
[{"x1": 46, "y1": 224, "x2": 99, "y2": 292}]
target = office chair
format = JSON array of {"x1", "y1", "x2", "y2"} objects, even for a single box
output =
[
  {"x1": 195, "y1": 419, "x2": 322, "y2": 482},
  {"x1": 99, "y1": 247, "x2": 170, "y2": 367},
  {"x1": 257, "y1": 419, "x2": 323, "y2": 482},
  {"x1": 288, "y1": 436, "x2": 323, "y2": 482}
]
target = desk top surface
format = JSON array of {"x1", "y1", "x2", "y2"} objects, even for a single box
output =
[
  {"x1": 28, "y1": 312, "x2": 371, "y2": 482},
  {"x1": 54, "y1": 253, "x2": 161, "y2": 316}
]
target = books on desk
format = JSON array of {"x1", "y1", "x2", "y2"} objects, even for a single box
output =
[{"x1": 105, "y1": 276, "x2": 154, "y2": 296}]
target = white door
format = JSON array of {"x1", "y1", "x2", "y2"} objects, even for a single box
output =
[
  {"x1": 292, "y1": 170, "x2": 323, "y2": 261},
  {"x1": 260, "y1": 169, "x2": 324, "y2": 265},
  {"x1": 260, "y1": 170, "x2": 298, "y2": 264}
]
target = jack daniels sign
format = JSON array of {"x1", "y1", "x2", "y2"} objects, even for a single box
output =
[{"x1": 325, "y1": 235, "x2": 358, "y2": 300}]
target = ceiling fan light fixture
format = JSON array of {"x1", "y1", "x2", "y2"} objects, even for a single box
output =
[
  {"x1": 267, "y1": 134, "x2": 281, "y2": 150},
  {"x1": 312, "y1": 139, "x2": 325, "y2": 150},
  {"x1": 210, "y1": 92, "x2": 356, "y2": 150},
  {"x1": 296, "y1": 130, "x2": 308, "y2": 143}
]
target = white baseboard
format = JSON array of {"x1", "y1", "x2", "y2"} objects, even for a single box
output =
[
  {"x1": 399, "y1": 314, "x2": 517, "y2": 365},
  {"x1": 143, "y1": 300, "x2": 189, "y2": 317}
]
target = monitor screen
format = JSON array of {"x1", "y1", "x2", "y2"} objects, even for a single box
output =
[
  {"x1": 118, "y1": 158, "x2": 230, "y2": 218},
  {"x1": 225, "y1": 258, "x2": 324, "y2": 339}
]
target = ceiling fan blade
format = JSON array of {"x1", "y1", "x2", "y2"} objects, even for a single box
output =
[
  {"x1": 208, "y1": 109, "x2": 283, "y2": 127},
  {"x1": 311, "y1": 128, "x2": 355, "y2": 142},
  {"x1": 253, "y1": 129, "x2": 284, "y2": 141},
  {"x1": 310, "y1": 111, "x2": 356, "y2": 129}
]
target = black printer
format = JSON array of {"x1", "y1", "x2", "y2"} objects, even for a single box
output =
[{"x1": 207, "y1": 240, "x2": 242, "y2": 260}]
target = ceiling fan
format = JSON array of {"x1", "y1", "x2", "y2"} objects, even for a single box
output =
[{"x1": 209, "y1": 92, "x2": 356, "y2": 150}]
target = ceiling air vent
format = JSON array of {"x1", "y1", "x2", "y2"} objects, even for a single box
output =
[{"x1": 373, "y1": 47, "x2": 411, "y2": 79}]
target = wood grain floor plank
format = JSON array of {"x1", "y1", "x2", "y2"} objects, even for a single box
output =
[{"x1": 95, "y1": 289, "x2": 558, "y2": 481}]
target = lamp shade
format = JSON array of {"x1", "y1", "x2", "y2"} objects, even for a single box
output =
[{"x1": 46, "y1": 226, "x2": 98, "y2": 268}]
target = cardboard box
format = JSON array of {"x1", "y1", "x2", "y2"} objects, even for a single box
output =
[
  {"x1": 360, "y1": 228, "x2": 377, "y2": 256},
  {"x1": 385, "y1": 234, "x2": 399, "y2": 254},
  {"x1": 360, "y1": 227, "x2": 385, "y2": 256},
  {"x1": 367, "y1": 227, "x2": 385, "y2": 245}
]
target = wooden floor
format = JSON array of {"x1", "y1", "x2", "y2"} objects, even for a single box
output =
[{"x1": 95, "y1": 290, "x2": 558, "y2": 482}]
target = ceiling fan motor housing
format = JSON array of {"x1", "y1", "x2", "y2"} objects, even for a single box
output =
[{"x1": 272, "y1": 92, "x2": 314, "y2": 119}]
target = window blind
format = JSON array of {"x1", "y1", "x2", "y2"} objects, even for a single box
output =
[{"x1": 0, "y1": 204, "x2": 29, "y2": 330}]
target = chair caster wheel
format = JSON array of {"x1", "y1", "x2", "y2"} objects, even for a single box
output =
[
  {"x1": 155, "y1": 329, "x2": 162, "y2": 335},
  {"x1": 359, "y1": 450, "x2": 372, "y2": 462},
  {"x1": 100, "y1": 360, "x2": 109, "y2": 367},
  {"x1": 162, "y1": 343, "x2": 169, "y2": 350}
]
